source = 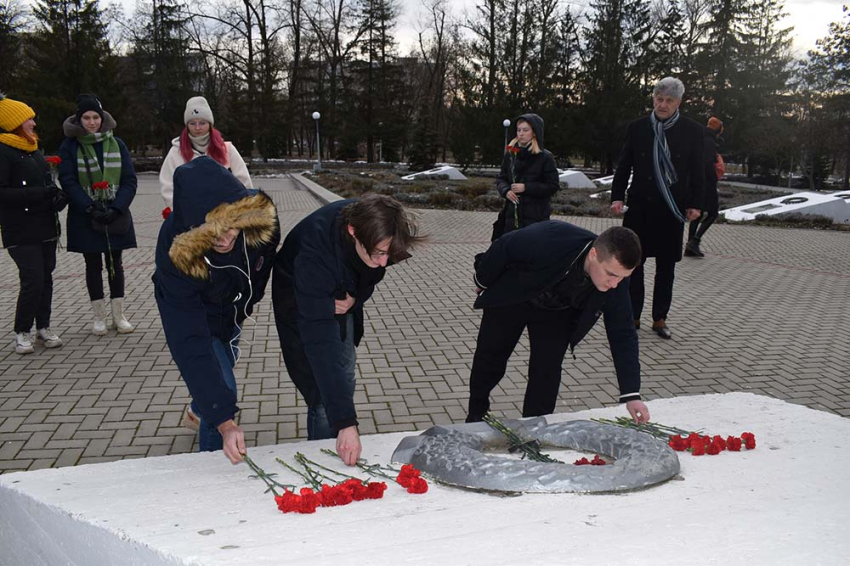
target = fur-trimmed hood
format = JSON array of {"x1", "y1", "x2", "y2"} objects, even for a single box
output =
[
  {"x1": 63, "y1": 112, "x2": 118, "y2": 138},
  {"x1": 164, "y1": 156, "x2": 277, "y2": 279}
]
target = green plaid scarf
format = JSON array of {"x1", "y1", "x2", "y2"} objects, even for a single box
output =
[{"x1": 76, "y1": 131, "x2": 122, "y2": 189}]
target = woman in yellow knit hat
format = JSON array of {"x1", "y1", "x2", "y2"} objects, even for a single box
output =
[{"x1": 0, "y1": 93, "x2": 68, "y2": 354}]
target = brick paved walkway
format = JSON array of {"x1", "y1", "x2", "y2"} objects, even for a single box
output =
[{"x1": 1, "y1": 174, "x2": 848, "y2": 473}]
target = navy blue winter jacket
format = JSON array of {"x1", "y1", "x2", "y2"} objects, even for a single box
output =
[
  {"x1": 153, "y1": 157, "x2": 280, "y2": 428},
  {"x1": 272, "y1": 200, "x2": 386, "y2": 431},
  {"x1": 473, "y1": 220, "x2": 642, "y2": 402}
]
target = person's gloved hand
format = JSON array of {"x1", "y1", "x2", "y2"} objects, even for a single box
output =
[
  {"x1": 50, "y1": 190, "x2": 68, "y2": 212},
  {"x1": 99, "y1": 207, "x2": 120, "y2": 225}
]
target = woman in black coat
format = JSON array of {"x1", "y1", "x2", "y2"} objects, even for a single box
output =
[
  {"x1": 0, "y1": 93, "x2": 68, "y2": 354},
  {"x1": 491, "y1": 113, "x2": 559, "y2": 241},
  {"x1": 685, "y1": 117, "x2": 723, "y2": 257},
  {"x1": 58, "y1": 95, "x2": 137, "y2": 336}
]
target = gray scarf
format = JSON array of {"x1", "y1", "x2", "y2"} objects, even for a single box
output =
[
  {"x1": 649, "y1": 110, "x2": 685, "y2": 223},
  {"x1": 189, "y1": 132, "x2": 210, "y2": 155}
]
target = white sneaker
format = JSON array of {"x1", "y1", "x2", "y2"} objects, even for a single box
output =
[
  {"x1": 36, "y1": 328, "x2": 63, "y2": 348},
  {"x1": 15, "y1": 332, "x2": 34, "y2": 354}
]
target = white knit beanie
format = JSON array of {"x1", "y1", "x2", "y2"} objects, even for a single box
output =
[{"x1": 184, "y1": 96, "x2": 214, "y2": 126}]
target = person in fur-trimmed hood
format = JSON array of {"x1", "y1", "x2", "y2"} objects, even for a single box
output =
[{"x1": 153, "y1": 156, "x2": 279, "y2": 463}]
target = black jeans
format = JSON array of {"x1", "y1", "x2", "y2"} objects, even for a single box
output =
[
  {"x1": 467, "y1": 303, "x2": 572, "y2": 422},
  {"x1": 7, "y1": 241, "x2": 57, "y2": 333},
  {"x1": 629, "y1": 257, "x2": 676, "y2": 322},
  {"x1": 83, "y1": 250, "x2": 124, "y2": 301}
]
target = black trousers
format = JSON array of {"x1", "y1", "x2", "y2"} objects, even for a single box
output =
[
  {"x1": 83, "y1": 250, "x2": 124, "y2": 301},
  {"x1": 7, "y1": 241, "x2": 57, "y2": 333},
  {"x1": 629, "y1": 257, "x2": 676, "y2": 322},
  {"x1": 467, "y1": 303, "x2": 572, "y2": 422}
]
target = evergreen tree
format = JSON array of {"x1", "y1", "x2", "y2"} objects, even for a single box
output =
[
  {"x1": 580, "y1": 0, "x2": 652, "y2": 173},
  {"x1": 128, "y1": 0, "x2": 195, "y2": 156},
  {"x1": 22, "y1": 0, "x2": 118, "y2": 151},
  {"x1": 0, "y1": 0, "x2": 27, "y2": 92}
]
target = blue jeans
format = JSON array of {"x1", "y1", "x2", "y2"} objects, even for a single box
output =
[
  {"x1": 307, "y1": 314, "x2": 357, "y2": 440},
  {"x1": 194, "y1": 337, "x2": 238, "y2": 452}
]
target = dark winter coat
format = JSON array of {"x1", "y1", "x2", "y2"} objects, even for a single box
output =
[
  {"x1": 153, "y1": 157, "x2": 280, "y2": 428},
  {"x1": 0, "y1": 142, "x2": 63, "y2": 247},
  {"x1": 611, "y1": 114, "x2": 705, "y2": 261},
  {"x1": 702, "y1": 128, "x2": 720, "y2": 214},
  {"x1": 58, "y1": 113, "x2": 137, "y2": 254},
  {"x1": 272, "y1": 199, "x2": 388, "y2": 431},
  {"x1": 493, "y1": 113, "x2": 559, "y2": 241},
  {"x1": 473, "y1": 220, "x2": 641, "y2": 402}
]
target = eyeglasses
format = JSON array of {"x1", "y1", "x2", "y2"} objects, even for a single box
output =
[{"x1": 369, "y1": 249, "x2": 390, "y2": 260}]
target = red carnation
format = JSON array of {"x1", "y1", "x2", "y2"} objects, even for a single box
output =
[
  {"x1": 668, "y1": 435, "x2": 688, "y2": 451},
  {"x1": 92, "y1": 181, "x2": 109, "y2": 190},
  {"x1": 590, "y1": 455, "x2": 607, "y2": 466},
  {"x1": 706, "y1": 442, "x2": 721, "y2": 455},
  {"x1": 574, "y1": 457, "x2": 590, "y2": 465},
  {"x1": 45, "y1": 156, "x2": 62, "y2": 165},
  {"x1": 691, "y1": 442, "x2": 706, "y2": 456},
  {"x1": 162, "y1": 207, "x2": 172, "y2": 219},
  {"x1": 506, "y1": 145, "x2": 521, "y2": 154},
  {"x1": 741, "y1": 432, "x2": 756, "y2": 450},
  {"x1": 726, "y1": 436, "x2": 742, "y2": 451},
  {"x1": 406, "y1": 477, "x2": 428, "y2": 494},
  {"x1": 366, "y1": 482, "x2": 387, "y2": 499},
  {"x1": 711, "y1": 435, "x2": 727, "y2": 451}
]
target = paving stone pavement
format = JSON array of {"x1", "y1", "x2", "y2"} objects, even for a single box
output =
[{"x1": 1, "y1": 174, "x2": 848, "y2": 473}]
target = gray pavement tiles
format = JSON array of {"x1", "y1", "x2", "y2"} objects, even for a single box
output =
[{"x1": 1, "y1": 173, "x2": 848, "y2": 473}]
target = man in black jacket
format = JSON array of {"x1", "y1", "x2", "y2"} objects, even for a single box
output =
[
  {"x1": 272, "y1": 194, "x2": 422, "y2": 465},
  {"x1": 611, "y1": 77, "x2": 704, "y2": 340},
  {"x1": 467, "y1": 221, "x2": 651, "y2": 425}
]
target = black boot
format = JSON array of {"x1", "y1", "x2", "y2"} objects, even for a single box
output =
[{"x1": 684, "y1": 237, "x2": 704, "y2": 258}]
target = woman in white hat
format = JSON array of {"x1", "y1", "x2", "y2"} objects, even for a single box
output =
[{"x1": 158, "y1": 96, "x2": 252, "y2": 213}]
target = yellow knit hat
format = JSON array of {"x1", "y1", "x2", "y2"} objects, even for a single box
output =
[{"x1": 0, "y1": 93, "x2": 36, "y2": 132}]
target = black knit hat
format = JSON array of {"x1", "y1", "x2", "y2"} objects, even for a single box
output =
[{"x1": 75, "y1": 94, "x2": 104, "y2": 122}]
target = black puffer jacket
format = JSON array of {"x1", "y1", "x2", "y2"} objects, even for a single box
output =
[
  {"x1": 0, "y1": 142, "x2": 62, "y2": 247},
  {"x1": 493, "y1": 113, "x2": 559, "y2": 240}
]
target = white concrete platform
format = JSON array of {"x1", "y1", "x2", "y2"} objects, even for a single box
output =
[
  {"x1": 557, "y1": 170, "x2": 596, "y2": 189},
  {"x1": 401, "y1": 166, "x2": 467, "y2": 181},
  {"x1": 721, "y1": 191, "x2": 850, "y2": 224},
  {"x1": 1, "y1": 393, "x2": 847, "y2": 565}
]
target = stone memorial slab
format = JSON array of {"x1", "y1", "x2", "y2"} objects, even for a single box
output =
[
  {"x1": 557, "y1": 170, "x2": 597, "y2": 189},
  {"x1": 1, "y1": 393, "x2": 847, "y2": 566},
  {"x1": 721, "y1": 191, "x2": 850, "y2": 224}
]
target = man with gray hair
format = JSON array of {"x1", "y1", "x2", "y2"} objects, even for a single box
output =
[{"x1": 610, "y1": 77, "x2": 704, "y2": 339}]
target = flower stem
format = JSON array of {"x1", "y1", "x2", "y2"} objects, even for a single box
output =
[
  {"x1": 243, "y1": 454, "x2": 295, "y2": 497},
  {"x1": 483, "y1": 413, "x2": 562, "y2": 463},
  {"x1": 296, "y1": 452, "x2": 365, "y2": 483},
  {"x1": 320, "y1": 448, "x2": 398, "y2": 480},
  {"x1": 276, "y1": 457, "x2": 320, "y2": 489}
]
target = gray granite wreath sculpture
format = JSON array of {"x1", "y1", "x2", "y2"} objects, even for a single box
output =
[{"x1": 391, "y1": 417, "x2": 680, "y2": 493}]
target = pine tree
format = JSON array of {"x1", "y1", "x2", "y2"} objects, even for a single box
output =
[
  {"x1": 22, "y1": 0, "x2": 118, "y2": 150},
  {"x1": 128, "y1": 0, "x2": 195, "y2": 156}
]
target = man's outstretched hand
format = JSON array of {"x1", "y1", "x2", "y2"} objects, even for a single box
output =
[
  {"x1": 218, "y1": 419, "x2": 246, "y2": 464},
  {"x1": 336, "y1": 426, "x2": 362, "y2": 466},
  {"x1": 626, "y1": 400, "x2": 651, "y2": 424}
]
